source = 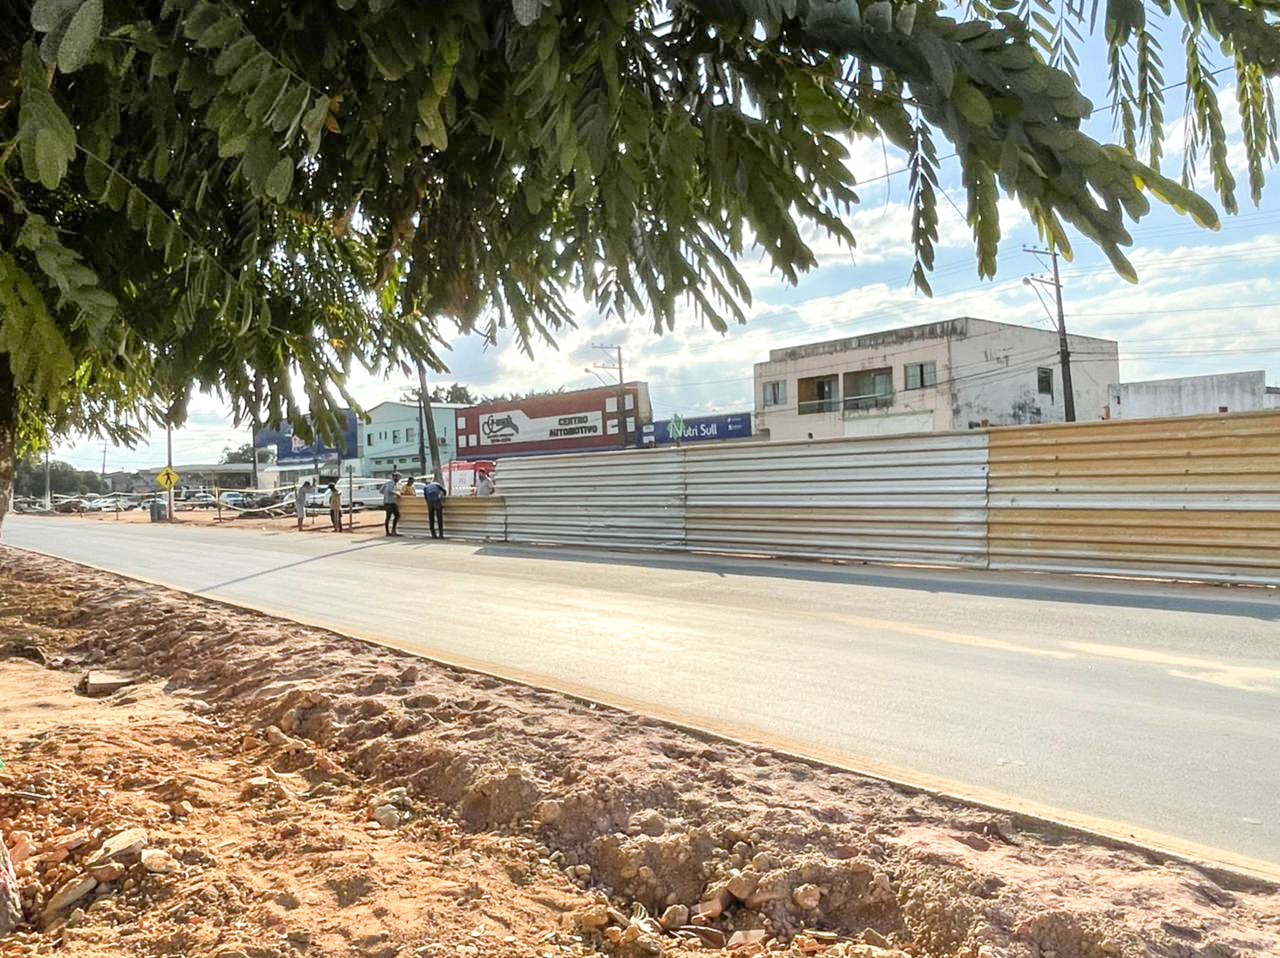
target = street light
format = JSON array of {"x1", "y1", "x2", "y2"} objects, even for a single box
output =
[{"x1": 584, "y1": 367, "x2": 612, "y2": 388}]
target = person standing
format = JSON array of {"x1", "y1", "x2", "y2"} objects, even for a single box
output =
[
  {"x1": 381, "y1": 472, "x2": 401, "y2": 536},
  {"x1": 296, "y1": 479, "x2": 312, "y2": 531},
  {"x1": 328, "y1": 482, "x2": 342, "y2": 532},
  {"x1": 475, "y1": 471, "x2": 495, "y2": 498},
  {"x1": 424, "y1": 474, "x2": 446, "y2": 539}
]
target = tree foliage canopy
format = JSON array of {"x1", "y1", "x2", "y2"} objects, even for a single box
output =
[{"x1": 1, "y1": 0, "x2": 1277, "y2": 459}]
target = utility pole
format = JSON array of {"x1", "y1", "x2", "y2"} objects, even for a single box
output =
[
  {"x1": 347, "y1": 464, "x2": 354, "y2": 532},
  {"x1": 415, "y1": 384, "x2": 428, "y2": 476},
  {"x1": 44, "y1": 446, "x2": 51, "y2": 510},
  {"x1": 416, "y1": 361, "x2": 443, "y2": 478},
  {"x1": 1023, "y1": 246, "x2": 1076, "y2": 422},
  {"x1": 592, "y1": 344, "x2": 629, "y2": 449},
  {"x1": 100, "y1": 438, "x2": 108, "y2": 487},
  {"x1": 250, "y1": 417, "x2": 259, "y2": 491}
]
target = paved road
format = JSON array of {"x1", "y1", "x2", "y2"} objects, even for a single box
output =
[{"x1": 6, "y1": 516, "x2": 1279, "y2": 872}]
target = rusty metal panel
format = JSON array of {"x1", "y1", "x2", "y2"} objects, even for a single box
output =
[
  {"x1": 497, "y1": 447, "x2": 686, "y2": 549},
  {"x1": 397, "y1": 495, "x2": 429, "y2": 537},
  {"x1": 684, "y1": 432, "x2": 990, "y2": 566},
  {"x1": 987, "y1": 411, "x2": 1280, "y2": 584},
  {"x1": 443, "y1": 497, "x2": 507, "y2": 542}
]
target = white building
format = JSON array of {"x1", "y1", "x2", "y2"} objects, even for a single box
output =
[
  {"x1": 1107, "y1": 371, "x2": 1280, "y2": 419},
  {"x1": 753, "y1": 317, "x2": 1119, "y2": 441},
  {"x1": 358, "y1": 400, "x2": 464, "y2": 478}
]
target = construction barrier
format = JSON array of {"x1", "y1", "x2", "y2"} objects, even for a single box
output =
[
  {"x1": 398, "y1": 410, "x2": 1280, "y2": 587},
  {"x1": 399, "y1": 495, "x2": 506, "y2": 542},
  {"x1": 986, "y1": 411, "x2": 1280, "y2": 584}
]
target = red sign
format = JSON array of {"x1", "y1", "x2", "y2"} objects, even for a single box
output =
[{"x1": 456, "y1": 384, "x2": 651, "y2": 458}]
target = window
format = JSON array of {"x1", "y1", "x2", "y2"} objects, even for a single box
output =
[
  {"x1": 904, "y1": 361, "x2": 937, "y2": 390},
  {"x1": 1037, "y1": 367, "x2": 1054, "y2": 398},
  {"x1": 366, "y1": 435, "x2": 373, "y2": 447},
  {"x1": 392, "y1": 429, "x2": 401, "y2": 444},
  {"x1": 406, "y1": 428, "x2": 415, "y2": 442},
  {"x1": 797, "y1": 375, "x2": 839, "y2": 414},
  {"x1": 763, "y1": 380, "x2": 787, "y2": 407},
  {"x1": 843, "y1": 367, "x2": 893, "y2": 411}
]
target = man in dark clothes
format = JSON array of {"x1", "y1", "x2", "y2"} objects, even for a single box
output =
[{"x1": 424, "y1": 474, "x2": 446, "y2": 539}]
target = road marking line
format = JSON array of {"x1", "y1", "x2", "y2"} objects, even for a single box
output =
[
  {"x1": 830, "y1": 614, "x2": 1076, "y2": 659},
  {"x1": 1065, "y1": 642, "x2": 1280, "y2": 693}
]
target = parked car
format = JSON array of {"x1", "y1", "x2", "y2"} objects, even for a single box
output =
[
  {"x1": 218, "y1": 491, "x2": 248, "y2": 509},
  {"x1": 187, "y1": 492, "x2": 216, "y2": 509}
]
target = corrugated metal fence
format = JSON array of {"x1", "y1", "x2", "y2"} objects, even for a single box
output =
[
  {"x1": 986, "y1": 411, "x2": 1280, "y2": 584},
  {"x1": 499, "y1": 448, "x2": 686, "y2": 549},
  {"x1": 416, "y1": 411, "x2": 1280, "y2": 586},
  {"x1": 683, "y1": 433, "x2": 989, "y2": 566}
]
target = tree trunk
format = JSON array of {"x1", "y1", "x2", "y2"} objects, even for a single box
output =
[
  {"x1": 0, "y1": 360, "x2": 21, "y2": 933},
  {"x1": 0, "y1": 358, "x2": 16, "y2": 533}
]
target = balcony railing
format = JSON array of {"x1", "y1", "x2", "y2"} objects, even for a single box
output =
[
  {"x1": 843, "y1": 392, "x2": 895, "y2": 413},
  {"x1": 798, "y1": 399, "x2": 841, "y2": 415}
]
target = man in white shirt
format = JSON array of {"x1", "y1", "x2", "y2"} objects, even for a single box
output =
[
  {"x1": 296, "y1": 480, "x2": 312, "y2": 531},
  {"x1": 475, "y1": 471, "x2": 495, "y2": 498},
  {"x1": 381, "y1": 472, "x2": 401, "y2": 536}
]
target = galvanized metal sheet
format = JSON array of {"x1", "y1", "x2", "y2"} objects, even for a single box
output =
[
  {"x1": 684, "y1": 433, "x2": 990, "y2": 566},
  {"x1": 497, "y1": 447, "x2": 685, "y2": 549},
  {"x1": 987, "y1": 411, "x2": 1280, "y2": 585}
]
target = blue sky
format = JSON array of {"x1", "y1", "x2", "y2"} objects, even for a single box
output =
[{"x1": 57, "y1": 27, "x2": 1280, "y2": 474}]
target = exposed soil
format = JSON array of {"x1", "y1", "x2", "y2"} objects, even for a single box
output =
[
  {"x1": 19, "y1": 509, "x2": 385, "y2": 534},
  {"x1": 1, "y1": 547, "x2": 1277, "y2": 958}
]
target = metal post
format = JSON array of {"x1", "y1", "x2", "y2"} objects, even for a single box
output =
[
  {"x1": 1050, "y1": 248, "x2": 1076, "y2": 423},
  {"x1": 44, "y1": 446, "x2": 50, "y2": 511},
  {"x1": 616, "y1": 345, "x2": 627, "y2": 449},
  {"x1": 165, "y1": 422, "x2": 174, "y2": 522},
  {"x1": 347, "y1": 464, "x2": 354, "y2": 533},
  {"x1": 250, "y1": 416, "x2": 259, "y2": 492},
  {"x1": 592, "y1": 344, "x2": 628, "y2": 449}
]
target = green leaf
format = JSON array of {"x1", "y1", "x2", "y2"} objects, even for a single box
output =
[
  {"x1": 241, "y1": 131, "x2": 278, "y2": 187},
  {"x1": 302, "y1": 96, "x2": 330, "y2": 157},
  {"x1": 270, "y1": 83, "x2": 309, "y2": 133},
  {"x1": 953, "y1": 84, "x2": 994, "y2": 126},
  {"x1": 513, "y1": 0, "x2": 542, "y2": 27},
  {"x1": 56, "y1": 0, "x2": 102, "y2": 74},
  {"x1": 264, "y1": 156, "x2": 294, "y2": 202},
  {"x1": 30, "y1": 0, "x2": 80, "y2": 33},
  {"x1": 214, "y1": 34, "x2": 258, "y2": 76},
  {"x1": 34, "y1": 126, "x2": 71, "y2": 188},
  {"x1": 195, "y1": 15, "x2": 240, "y2": 50}
]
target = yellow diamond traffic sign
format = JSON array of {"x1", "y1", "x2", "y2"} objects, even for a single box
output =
[{"x1": 155, "y1": 467, "x2": 180, "y2": 491}]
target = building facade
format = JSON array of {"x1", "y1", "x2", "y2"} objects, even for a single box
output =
[
  {"x1": 1107, "y1": 370, "x2": 1280, "y2": 419},
  {"x1": 254, "y1": 410, "x2": 361, "y2": 487},
  {"x1": 753, "y1": 317, "x2": 1119, "y2": 442},
  {"x1": 455, "y1": 384, "x2": 652, "y2": 459},
  {"x1": 359, "y1": 401, "x2": 462, "y2": 477}
]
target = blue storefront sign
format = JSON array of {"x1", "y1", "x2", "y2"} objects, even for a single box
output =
[
  {"x1": 254, "y1": 409, "x2": 360, "y2": 464},
  {"x1": 640, "y1": 413, "x2": 753, "y2": 446}
]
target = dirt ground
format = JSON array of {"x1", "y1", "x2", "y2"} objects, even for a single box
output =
[
  {"x1": 24, "y1": 508, "x2": 386, "y2": 534},
  {"x1": 1, "y1": 548, "x2": 1277, "y2": 958}
]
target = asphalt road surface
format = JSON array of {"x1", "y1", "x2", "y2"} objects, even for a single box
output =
[{"x1": 6, "y1": 516, "x2": 1279, "y2": 873}]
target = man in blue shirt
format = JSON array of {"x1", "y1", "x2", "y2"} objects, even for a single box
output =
[{"x1": 424, "y1": 474, "x2": 446, "y2": 539}]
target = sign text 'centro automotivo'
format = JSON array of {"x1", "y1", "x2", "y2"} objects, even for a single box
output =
[{"x1": 478, "y1": 409, "x2": 604, "y2": 445}]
